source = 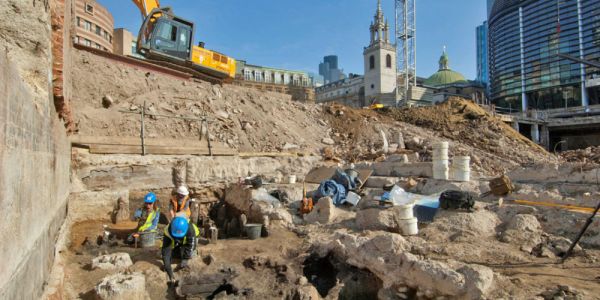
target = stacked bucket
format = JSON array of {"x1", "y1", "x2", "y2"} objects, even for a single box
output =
[
  {"x1": 397, "y1": 202, "x2": 418, "y2": 236},
  {"x1": 451, "y1": 156, "x2": 471, "y2": 182},
  {"x1": 432, "y1": 142, "x2": 449, "y2": 180}
]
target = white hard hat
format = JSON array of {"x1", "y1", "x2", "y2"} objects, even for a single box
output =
[{"x1": 176, "y1": 186, "x2": 189, "y2": 196}]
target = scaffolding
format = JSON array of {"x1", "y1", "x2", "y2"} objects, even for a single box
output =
[{"x1": 395, "y1": 0, "x2": 417, "y2": 105}]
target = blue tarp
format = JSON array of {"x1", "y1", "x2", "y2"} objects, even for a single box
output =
[{"x1": 315, "y1": 180, "x2": 347, "y2": 206}]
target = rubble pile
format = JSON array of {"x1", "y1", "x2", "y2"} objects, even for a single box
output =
[
  {"x1": 383, "y1": 98, "x2": 558, "y2": 174},
  {"x1": 560, "y1": 146, "x2": 600, "y2": 165},
  {"x1": 71, "y1": 50, "x2": 327, "y2": 153}
]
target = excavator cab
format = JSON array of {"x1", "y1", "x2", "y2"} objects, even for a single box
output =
[{"x1": 137, "y1": 7, "x2": 194, "y2": 61}]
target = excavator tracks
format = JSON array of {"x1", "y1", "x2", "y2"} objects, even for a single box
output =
[{"x1": 74, "y1": 44, "x2": 226, "y2": 85}]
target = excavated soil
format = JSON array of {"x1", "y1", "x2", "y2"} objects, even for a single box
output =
[
  {"x1": 71, "y1": 49, "x2": 558, "y2": 176},
  {"x1": 382, "y1": 98, "x2": 558, "y2": 174}
]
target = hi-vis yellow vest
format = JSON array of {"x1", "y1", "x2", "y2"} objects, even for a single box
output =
[
  {"x1": 138, "y1": 209, "x2": 160, "y2": 232},
  {"x1": 163, "y1": 223, "x2": 200, "y2": 248}
]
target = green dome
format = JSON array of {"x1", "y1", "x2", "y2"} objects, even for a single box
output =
[
  {"x1": 424, "y1": 69, "x2": 467, "y2": 87},
  {"x1": 424, "y1": 49, "x2": 468, "y2": 87}
]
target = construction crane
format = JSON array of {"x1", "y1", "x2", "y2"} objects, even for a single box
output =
[{"x1": 130, "y1": 0, "x2": 236, "y2": 83}]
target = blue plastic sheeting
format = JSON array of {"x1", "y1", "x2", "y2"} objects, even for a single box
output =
[{"x1": 315, "y1": 180, "x2": 347, "y2": 206}]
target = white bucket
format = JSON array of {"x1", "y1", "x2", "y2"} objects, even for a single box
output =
[
  {"x1": 433, "y1": 142, "x2": 449, "y2": 150},
  {"x1": 399, "y1": 217, "x2": 418, "y2": 235},
  {"x1": 286, "y1": 175, "x2": 297, "y2": 184},
  {"x1": 432, "y1": 155, "x2": 449, "y2": 160},
  {"x1": 395, "y1": 202, "x2": 415, "y2": 219},
  {"x1": 433, "y1": 169, "x2": 449, "y2": 180},
  {"x1": 453, "y1": 169, "x2": 471, "y2": 182}
]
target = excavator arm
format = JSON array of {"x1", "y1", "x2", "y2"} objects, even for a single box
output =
[{"x1": 132, "y1": 0, "x2": 161, "y2": 19}]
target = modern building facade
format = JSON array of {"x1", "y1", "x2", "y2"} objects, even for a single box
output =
[
  {"x1": 235, "y1": 60, "x2": 315, "y2": 102},
  {"x1": 74, "y1": 0, "x2": 114, "y2": 51},
  {"x1": 476, "y1": 21, "x2": 489, "y2": 86},
  {"x1": 315, "y1": 74, "x2": 365, "y2": 106},
  {"x1": 319, "y1": 55, "x2": 346, "y2": 84},
  {"x1": 488, "y1": 0, "x2": 600, "y2": 111}
]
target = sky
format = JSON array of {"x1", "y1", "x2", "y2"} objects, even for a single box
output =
[{"x1": 98, "y1": 0, "x2": 487, "y2": 79}]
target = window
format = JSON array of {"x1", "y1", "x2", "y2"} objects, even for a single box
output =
[
  {"x1": 95, "y1": 25, "x2": 101, "y2": 35},
  {"x1": 84, "y1": 20, "x2": 92, "y2": 31},
  {"x1": 76, "y1": 17, "x2": 81, "y2": 27},
  {"x1": 369, "y1": 55, "x2": 375, "y2": 70},
  {"x1": 386, "y1": 54, "x2": 392, "y2": 68},
  {"x1": 84, "y1": 39, "x2": 92, "y2": 47},
  {"x1": 156, "y1": 23, "x2": 177, "y2": 42},
  {"x1": 371, "y1": 84, "x2": 375, "y2": 89},
  {"x1": 85, "y1": 3, "x2": 94, "y2": 14}
]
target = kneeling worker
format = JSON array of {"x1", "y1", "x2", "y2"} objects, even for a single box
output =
[
  {"x1": 162, "y1": 216, "x2": 200, "y2": 283},
  {"x1": 169, "y1": 186, "x2": 191, "y2": 219},
  {"x1": 127, "y1": 192, "x2": 160, "y2": 244}
]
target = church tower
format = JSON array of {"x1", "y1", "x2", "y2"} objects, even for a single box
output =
[{"x1": 364, "y1": 0, "x2": 397, "y2": 105}]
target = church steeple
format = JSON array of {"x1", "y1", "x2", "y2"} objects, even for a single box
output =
[{"x1": 370, "y1": 0, "x2": 389, "y2": 45}]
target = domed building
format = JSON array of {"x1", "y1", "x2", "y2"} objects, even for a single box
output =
[
  {"x1": 421, "y1": 49, "x2": 486, "y2": 105},
  {"x1": 424, "y1": 50, "x2": 468, "y2": 87}
]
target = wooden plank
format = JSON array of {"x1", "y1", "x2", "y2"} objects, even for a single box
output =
[
  {"x1": 89, "y1": 144, "x2": 236, "y2": 156},
  {"x1": 304, "y1": 166, "x2": 373, "y2": 186},
  {"x1": 71, "y1": 135, "x2": 211, "y2": 148},
  {"x1": 238, "y1": 152, "x2": 299, "y2": 158}
]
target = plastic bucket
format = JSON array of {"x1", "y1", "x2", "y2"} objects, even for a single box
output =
[
  {"x1": 395, "y1": 203, "x2": 415, "y2": 219},
  {"x1": 432, "y1": 142, "x2": 449, "y2": 150},
  {"x1": 139, "y1": 232, "x2": 156, "y2": 248},
  {"x1": 286, "y1": 175, "x2": 297, "y2": 184},
  {"x1": 244, "y1": 224, "x2": 262, "y2": 240},
  {"x1": 433, "y1": 168, "x2": 449, "y2": 180},
  {"x1": 399, "y1": 217, "x2": 418, "y2": 235},
  {"x1": 453, "y1": 169, "x2": 471, "y2": 182}
]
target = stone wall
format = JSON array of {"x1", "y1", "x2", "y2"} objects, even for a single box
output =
[
  {"x1": 0, "y1": 1, "x2": 71, "y2": 298},
  {"x1": 69, "y1": 150, "x2": 320, "y2": 221}
]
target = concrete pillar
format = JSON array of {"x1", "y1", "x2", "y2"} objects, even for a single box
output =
[
  {"x1": 540, "y1": 125, "x2": 550, "y2": 150},
  {"x1": 531, "y1": 123, "x2": 540, "y2": 144},
  {"x1": 512, "y1": 122, "x2": 520, "y2": 132}
]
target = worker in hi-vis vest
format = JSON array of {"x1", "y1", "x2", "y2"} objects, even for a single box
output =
[
  {"x1": 126, "y1": 192, "x2": 161, "y2": 244},
  {"x1": 169, "y1": 186, "x2": 191, "y2": 219},
  {"x1": 162, "y1": 216, "x2": 200, "y2": 283}
]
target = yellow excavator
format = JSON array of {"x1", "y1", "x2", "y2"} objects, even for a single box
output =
[{"x1": 131, "y1": 0, "x2": 236, "y2": 82}]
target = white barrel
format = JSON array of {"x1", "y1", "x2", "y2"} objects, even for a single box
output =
[
  {"x1": 395, "y1": 202, "x2": 415, "y2": 219},
  {"x1": 453, "y1": 169, "x2": 471, "y2": 182},
  {"x1": 433, "y1": 160, "x2": 449, "y2": 167},
  {"x1": 399, "y1": 217, "x2": 418, "y2": 235},
  {"x1": 433, "y1": 142, "x2": 449, "y2": 150},
  {"x1": 433, "y1": 168, "x2": 449, "y2": 180},
  {"x1": 451, "y1": 156, "x2": 471, "y2": 182}
]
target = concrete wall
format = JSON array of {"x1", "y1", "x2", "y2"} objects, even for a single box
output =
[{"x1": 0, "y1": 1, "x2": 71, "y2": 299}]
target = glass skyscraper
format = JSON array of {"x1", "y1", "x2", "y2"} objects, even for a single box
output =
[
  {"x1": 488, "y1": 0, "x2": 600, "y2": 111},
  {"x1": 476, "y1": 21, "x2": 489, "y2": 86}
]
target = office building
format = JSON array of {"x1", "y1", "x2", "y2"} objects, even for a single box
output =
[
  {"x1": 74, "y1": 0, "x2": 114, "y2": 51},
  {"x1": 476, "y1": 21, "x2": 489, "y2": 86},
  {"x1": 488, "y1": 0, "x2": 600, "y2": 111},
  {"x1": 319, "y1": 55, "x2": 346, "y2": 84}
]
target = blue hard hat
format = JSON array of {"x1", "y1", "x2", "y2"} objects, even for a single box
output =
[
  {"x1": 170, "y1": 217, "x2": 189, "y2": 238},
  {"x1": 144, "y1": 192, "x2": 157, "y2": 204}
]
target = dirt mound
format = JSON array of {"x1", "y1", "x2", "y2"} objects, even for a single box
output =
[
  {"x1": 560, "y1": 146, "x2": 600, "y2": 165},
  {"x1": 71, "y1": 49, "x2": 328, "y2": 153},
  {"x1": 382, "y1": 98, "x2": 557, "y2": 173}
]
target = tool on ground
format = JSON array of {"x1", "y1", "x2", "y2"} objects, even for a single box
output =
[
  {"x1": 508, "y1": 199, "x2": 597, "y2": 214},
  {"x1": 300, "y1": 182, "x2": 313, "y2": 214},
  {"x1": 561, "y1": 200, "x2": 600, "y2": 263}
]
